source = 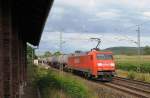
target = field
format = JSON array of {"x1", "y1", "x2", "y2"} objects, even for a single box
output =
[
  {"x1": 115, "y1": 55, "x2": 150, "y2": 82},
  {"x1": 114, "y1": 55, "x2": 150, "y2": 73}
]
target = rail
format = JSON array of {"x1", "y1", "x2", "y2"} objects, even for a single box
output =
[{"x1": 100, "y1": 76, "x2": 150, "y2": 98}]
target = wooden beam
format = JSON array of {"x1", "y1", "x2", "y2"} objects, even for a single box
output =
[{"x1": 1, "y1": 0, "x2": 13, "y2": 98}]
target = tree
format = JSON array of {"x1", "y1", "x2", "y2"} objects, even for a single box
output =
[
  {"x1": 44, "y1": 51, "x2": 51, "y2": 57},
  {"x1": 27, "y1": 45, "x2": 33, "y2": 60},
  {"x1": 53, "y1": 51, "x2": 62, "y2": 56},
  {"x1": 144, "y1": 46, "x2": 150, "y2": 55},
  {"x1": 27, "y1": 45, "x2": 37, "y2": 63}
]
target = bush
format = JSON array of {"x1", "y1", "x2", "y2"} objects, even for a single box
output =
[
  {"x1": 116, "y1": 62, "x2": 150, "y2": 73},
  {"x1": 127, "y1": 71, "x2": 136, "y2": 79},
  {"x1": 34, "y1": 67, "x2": 90, "y2": 98},
  {"x1": 127, "y1": 71, "x2": 150, "y2": 83}
]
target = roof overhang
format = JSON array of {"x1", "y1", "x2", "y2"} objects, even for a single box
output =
[{"x1": 13, "y1": 0, "x2": 54, "y2": 46}]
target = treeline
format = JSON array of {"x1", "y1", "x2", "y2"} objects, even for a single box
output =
[
  {"x1": 104, "y1": 46, "x2": 150, "y2": 55},
  {"x1": 27, "y1": 45, "x2": 62, "y2": 61},
  {"x1": 38, "y1": 51, "x2": 62, "y2": 58},
  {"x1": 28, "y1": 45, "x2": 150, "y2": 60},
  {"x1": 143, "y1": 46, "x2": 150, "y2": 55},
  {"x1": 27, "y1": 45, "x2": 37, "y2": 63}
]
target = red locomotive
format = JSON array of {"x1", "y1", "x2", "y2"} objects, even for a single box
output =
[
  {"x1": 69, "y1": 50, "x2": 115, "y2": 80},
  {"x1": 49, "y1": 39, "x2": 116, "y2": 81},
  {"x1": 49, "y1": 50, "x2": 115, "y2": 81}
]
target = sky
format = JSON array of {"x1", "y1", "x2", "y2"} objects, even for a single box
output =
[{"x1": 37, "y1": 0, "x2": 150, "y2": 54}]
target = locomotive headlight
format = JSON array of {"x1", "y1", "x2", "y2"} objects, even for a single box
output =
[
  {"x1": 110, "y1": 63, "x2": 115, "y2": 66},
  {"x1": 97, "y1": 63, "x2": 102, "y2": 66}
]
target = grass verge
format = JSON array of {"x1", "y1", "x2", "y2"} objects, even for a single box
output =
[
  {"x1": 117, "y1": 70, "x2": 150, "y2": 83},
  {"x1": 33, "y1": 65, "x2": 95, "y2": 98}
]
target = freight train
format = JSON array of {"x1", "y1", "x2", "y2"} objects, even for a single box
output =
[{"x1": 48, "y1": 49, "x2": 116, "y2": 81}]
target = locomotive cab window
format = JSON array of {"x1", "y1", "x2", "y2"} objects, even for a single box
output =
[{"x1": 96, "y1": 54, "x2": 113, "y2": 60}]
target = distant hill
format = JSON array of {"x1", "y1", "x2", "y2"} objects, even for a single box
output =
[{"x1": 103, "y1": 47, "x2": 144, "y2": 55}]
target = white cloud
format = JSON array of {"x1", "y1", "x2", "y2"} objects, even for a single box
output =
[
  {"x1": 49, "y1": 7, "x2": 65, "y2": 20},
  {"x1": 96, "y1": 12, "x2": 119, "y2": 19},
  {"x1": 53, "y1": 7, "x2": 64, "y2": 15},
  {"x1": 120, "y1": 0, "x2": 150, "y2": 9},
  {"x1": 54, "y1": 0, "x2": 150, "y2": 11},
  {"x1": 40, "y1": 32, "x2": 150, "y2": 53},
  {"x1": 41, "y1": 32, "x2": 60, "y2": 41},
  {"x1": 55, "y1": 0, "x2": 96, "y2": 8},
  {"x1": 68, "y1": 0, "x2": 149, "y2": 10},
  {"x1": 143, "y1": 12, "x2": 150, "y2": 18},
  {"x1": 40, "y1": 0, "x2": 150, "y2": 53}
]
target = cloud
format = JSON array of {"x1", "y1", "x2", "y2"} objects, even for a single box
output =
[
  {"x1": 38, "y1": 0, "x2": 150, "y2": 53},
  {"x1": 55, "y1": 0, "x2": 96, "y2": 10},
  {"x1": 47, "y1": 6, "x2": 65, "y2": 21},
  {"x1": 120, "y1": 0, "x2": 150, "y2": 9},
  {"x1": 143, "y1": 12, "x2": 150, "y2": 18},
  {"x1": 44, "y1": 0, "x2": 150, "y2": 33},
  {"x1": 96, "y1": 12, "x2": 119, "y2": 19},
  {"x1": 38, "y1": 32, "x2": 150, "y2": 54}
]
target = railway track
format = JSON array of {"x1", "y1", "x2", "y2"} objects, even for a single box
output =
[
  {"x1": 44, "y1": 64, "x2": 150, "y2": 97},
  {"x1": 113, "y1": 77, "x2": 150, "y2": 88},
  {"x1": 102, "y1": 77, "x2": 150, "y2": 98}
]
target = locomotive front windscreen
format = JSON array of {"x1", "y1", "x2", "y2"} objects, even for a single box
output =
[{"x1": 96, "y1": 54, "x2": 113, "y2": 60}]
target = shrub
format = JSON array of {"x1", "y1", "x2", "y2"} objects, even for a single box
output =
[
  {"x1": 116, "y1": 62, "x2": 150, "y2": 73},
  {"x1": 118, "y1": 70, "x2": 150, "y2": 83},
  {"x1": 127, "y1": 71, "x2": 136, "y2": 79},
  {"x1": 34, "y1": 67, "x2": 90, "y2": 98}
]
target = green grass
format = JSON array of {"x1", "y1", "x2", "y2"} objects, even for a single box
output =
[
  {"x1": 115, "y1": 55, "x2": 150, "y2": 73},
  {"x1": 117, "y1": 70, "x2": 150, "y2": 83},
  {"x1": 33, "y1": 66, "x2": 93, "y2": 98}
]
